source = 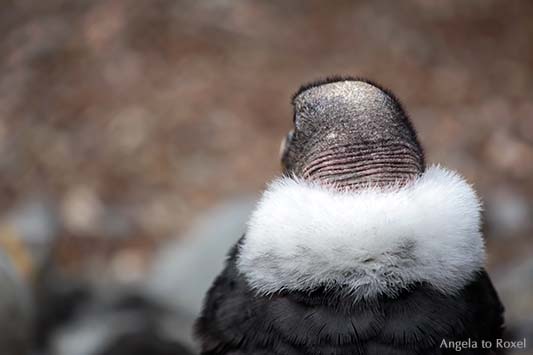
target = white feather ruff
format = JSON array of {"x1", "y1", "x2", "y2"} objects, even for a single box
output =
[{"x1": 237, "y1": 165, "x2": 485, "y2": 299}]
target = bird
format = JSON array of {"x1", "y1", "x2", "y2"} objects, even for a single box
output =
[{"x1": 194, "y1": 77, "x2": 505, "y2": 355}]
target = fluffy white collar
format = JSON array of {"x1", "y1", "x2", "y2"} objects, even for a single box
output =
[{"x1": 237, "y1": 166, "x2": 485, "y2": 299}]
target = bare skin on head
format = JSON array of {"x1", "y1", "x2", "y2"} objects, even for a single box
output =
[{"x1": 281, "y1": 79, "x2": 425, "y2": 190}]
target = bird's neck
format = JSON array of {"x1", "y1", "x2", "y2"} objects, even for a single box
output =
[{"x1": 301, "y1": 142, "x2": 424, "y2": 190}]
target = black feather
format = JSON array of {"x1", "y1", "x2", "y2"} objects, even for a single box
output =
[{"x1": 195, "y1": 239, "x2": 505, "y2": 355}]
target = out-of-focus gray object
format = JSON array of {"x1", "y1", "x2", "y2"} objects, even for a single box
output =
[
  {"x1": 0, "y1": 249, "x2": 33, "y2": 354},
  {"x1": 47, "y1": 285, "x2": 194, "y2": 355},
  {"x1": 146, "y1": 197, "x2": 256, "y2": 348},
  {"x1": 486, "y1": 187, "x2": 531, "y2": 237},
  {"x1": 0, "y1": 197, "x2": 59, "y2": 354},
  {"x1": 494, "y1": 258, "x2": 533, "y2": 323},
  {"x1": 2, "y1": 198, "x2": 59, "y2": 274},
  {"x1": 493, "y1": 258, "x2": 533, "y2": 354}
]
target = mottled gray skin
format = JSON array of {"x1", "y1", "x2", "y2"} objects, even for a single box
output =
[{"x1": 281, "y1": 79, "x2": 425, "y2": 189}]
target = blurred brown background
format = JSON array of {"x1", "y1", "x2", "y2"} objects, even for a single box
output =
[{"x1": 1, "y1": 0, "x2": 532, "y2": 350}]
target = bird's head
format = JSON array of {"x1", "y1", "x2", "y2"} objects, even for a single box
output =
[{"x1": 280, "y1": 77, "x2": 425, "y2": 189}]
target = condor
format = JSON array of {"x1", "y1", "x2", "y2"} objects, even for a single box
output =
[{"x1": 195, "y1": 78, "x2": 505, "y2": 355}]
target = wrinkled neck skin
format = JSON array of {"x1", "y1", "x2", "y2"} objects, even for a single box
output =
[{"x1": 300, "y1": 142, "x2": 424, "y2": 190}]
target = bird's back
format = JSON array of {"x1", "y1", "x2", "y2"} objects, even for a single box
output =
[{"x1": 195, "y1": 247, "x2": 504, "y2": 355}]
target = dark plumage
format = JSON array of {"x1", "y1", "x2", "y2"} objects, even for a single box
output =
[
  {"x1": 197, "y1": 244, "x2": 504, "y2": 355},
  {"x1": 195, "y1": 77, "x2": 505, "y2": 355}
]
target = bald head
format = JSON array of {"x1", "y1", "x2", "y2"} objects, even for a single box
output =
[{"x1": 281, "y1": 78, "x2": 424, "y2": 189}]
